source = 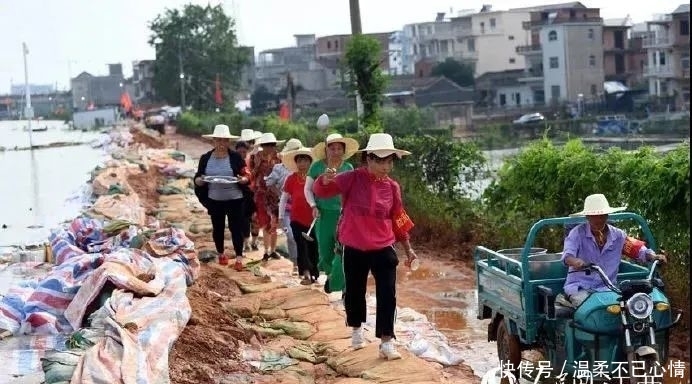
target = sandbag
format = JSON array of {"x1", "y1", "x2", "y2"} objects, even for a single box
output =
[
  {"x1": 268, "y1": 319, "x2": 315, "y2": 340},
  {"x1": 287, "y1": 342, "x2": 334, "y2": 364},
  {"x1": 42, "y1": 350, "x2": 83, "y2": 384}
]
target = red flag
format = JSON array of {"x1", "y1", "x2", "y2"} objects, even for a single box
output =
[
  {"x1": 120, "y1": 92, "x2": 133, "y2": 112},
  {"x1": 214, "y1": 74, "x2": 223, "y2": 106},
  {"x1": 278, "y1": 102, "x2": 290, "y2": 121}
]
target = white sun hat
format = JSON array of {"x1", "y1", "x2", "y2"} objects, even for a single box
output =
[
  {"x1": 358, "y1": 133, "x2": 411, "y2": 158},
  {"x1": 240, "y1": 129, "x2": 262, "y2": 142},
  {"x1": 281, "y1": 138, "x2": 303, "y2": 153},
  {"x1": 312, "y1": 133, "x2": 360, "y2": 160},
  {"x1": 202, "y1": 124, "x2": 239, "y2": 139},
  {"x1": 255, "y1": 132, "x2": 286, "y2": 146},
  {"x1": 570, "y1": 194, "x2": 627, "y2": 217},
  {"x1": 282, "y1": 147, "x2": 314, "y2": 172}
]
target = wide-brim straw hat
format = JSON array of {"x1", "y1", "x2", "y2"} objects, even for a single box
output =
[
  {"x1": 358, "y1": 133, "x2": 411, "y2": 158},
  {"x1": 570, "y1": 194, "x2": 627, "y2": 217},
  {"x1": 282, "y1": 147, "x2": 314, "y2": 172},
  {"x1": 255, "y1": 132, "x2": 285, "y2": 146},
  {"x1": 281, "y1": 138, "x2": 303, "y2": 154},
  {"x1": 312, "y1": 133, "x2": 360, "y2": 161},
  {"x1": 202, "y1": 124, "x2": 239, "y2": 140},
  {"x1": 240, "y1": 129, "x2": 262, "y2": 142}
]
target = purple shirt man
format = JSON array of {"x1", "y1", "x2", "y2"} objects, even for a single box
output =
[{"x1": 561, "y1": 223, "x2": 653, "y2": 296}]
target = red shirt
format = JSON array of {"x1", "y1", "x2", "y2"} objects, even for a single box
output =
[
  {"x1": 283, "y1": 173, "x2": 313, "y2": 227},
  {"x1": 313, "y1": 167, "x2": 413, "y2": 251}
]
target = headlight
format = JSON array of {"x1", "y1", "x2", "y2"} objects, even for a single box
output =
[{"x1": 626, "y1": 293, "x2": 654, "y2": 319}]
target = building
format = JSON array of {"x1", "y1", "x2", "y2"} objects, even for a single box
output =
[
  {"x1": 132, "y1": 60, "x2": 155, "y2": 103},
  {"x1": 642, "y1": 4, "x2": 690, "y2": 108},
  {"x1": 70, "y1": 64, "x2": 125, "y2": 110},
  {"x1": 516, "y1": 2, "x2": 605, "y2": 104},
  {"x1": 402, "y1": 13, "x2": 457, "y2": 72},
  {"x1": 475, "y1": 69, "x2": 533, "y2": 107},
  {"x1": 602, "y1": 18, "x2": 647, "y2": 87},
  {"x1": 255, "y1": 34, "x2": 334, "y2": 92},
  {"x1": 388, "y1": 31, "x2": 406, "y2": 75},
  {"x1": 238, "y1": 46, "x2": 256, "y2": 96},
  {"x1": 315, "y1": 32, "x2": 393, "y2": 73}
]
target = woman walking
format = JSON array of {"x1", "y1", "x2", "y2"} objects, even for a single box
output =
[
  {"x1": 250, "y1": 132, "x2": 285, "y2": 261},
  {"x1": 313, "y1": 133, "x2": 417, "y2": 360},
  {"x1": 239, "y1": 129, "x2": 263, "y2": 251},
  {"x1": 279, "y1": 146, "x2": 319, "y2": 285},
  {"x1": 304, "y1": 132, "x2": 359, "y2": 292},
  {"x1": 193, "y1": 125, "x2": 251, "y2": 272}
]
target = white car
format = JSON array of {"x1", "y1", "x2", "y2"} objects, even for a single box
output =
[{"x1": 513, "y1": 113, "x2": 545, "y2": 125}]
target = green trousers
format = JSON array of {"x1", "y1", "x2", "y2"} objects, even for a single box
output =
[{"x1": 315, "y1": 209, "x2": 344, "y2": 292}]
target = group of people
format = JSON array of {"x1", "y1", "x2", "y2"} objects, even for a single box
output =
[{"x1": 193, "y1": 115, "x2": 418, "y2": 360}]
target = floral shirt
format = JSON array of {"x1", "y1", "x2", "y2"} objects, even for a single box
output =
[{"x1": 251, "y1": 151, "x2": 282, "y2": 214}]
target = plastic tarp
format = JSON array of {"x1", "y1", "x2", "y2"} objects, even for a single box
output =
[{"x1": 0, "y1": 217, "x2": 200, "y2": 384}]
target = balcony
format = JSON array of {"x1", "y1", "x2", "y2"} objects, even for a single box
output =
[
  {"x1": 518, "y1": 68, "x2": 544, "y2": 83},
  {"x1": 516, "y1": 44, "x2": 542, "y2": 55},
  {"x1": 644, "y1": 65, "x2": 675, "y2": 78},
  {"x1": 642, "y1": 35, "x2": 672, "y2": 48},
  {"x1": 523, "y1": 17, "x2": 603, "y2": 29}
]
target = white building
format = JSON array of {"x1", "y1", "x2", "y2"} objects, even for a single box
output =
[{"x1": 388, "y1": 31, "x2": 405, "y2": 75}]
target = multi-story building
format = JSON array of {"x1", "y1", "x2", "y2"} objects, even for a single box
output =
[
  {"x1": 132, "y1": 60, "x2": 155, "y2": 103},
  {"x1": 602, "y1": 18, "x2": 647, "y2": 87},
  {"x1": 255, "y1": 34, "x2": 338, "y2": 92},
  {"x1": 315, "y1": 32, "x2": 393, "y2": 73},
  {"x1": 9, "y1": 84, "x2": 54, "y2": 96},
  {"x1": 516, "y1": 3, "x2": 605, "y2": 105},
  {"x1": 403, "y1": 13, "x2": 456, "y2": 72},
  {"x1": 388, "y1": 31, "x2": 406, "y2": 75},
  {"x1": 642, "y1": 4, "x2": 690, "y2": 108},
  {"x1": 70, "y1": 64, "x2": 125, "y2": 110}
]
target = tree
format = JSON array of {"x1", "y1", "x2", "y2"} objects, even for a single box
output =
[
  {"x1": 148, "y1": 4, "x2": 247, "y2": 110},
  {"x1": 431, "y1": 58, "x2": 475, "y2": 88},
  {"x1": 344, "y1": 35, "x2": 388, "y2": 132},
  {"x1": 250, "y1": 85, "x2": 279, "y2": 115}
]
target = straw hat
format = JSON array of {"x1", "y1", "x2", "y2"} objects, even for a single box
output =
[
  {"x1": 282, "y1": 147, "x2": 314, "y2": 172},
  {"x1": 570, "y1": 194, "x2": 627, "y2": 217},
  {"x1": 240, "y1": 129, "x2": 262, "y2": 142},
  {"x1": 312, "y1": 133, "x2": 360, "y2": 160},
  {"x1": 255, "y1": 132, "x2": 286, "y2": 146},
  {"x1": 202, "y1": 124, "x2": 239, "y2": 139},
  {"x1": 281, "y1": 138, "x2": 303, "y2": 153},
  {"x1": 358, "y1": 133, "x2": 411, "y2": 158}
]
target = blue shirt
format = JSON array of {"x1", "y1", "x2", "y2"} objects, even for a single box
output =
[{"x1": 561, "y1": 223, "x2": 650, "y2": 296}]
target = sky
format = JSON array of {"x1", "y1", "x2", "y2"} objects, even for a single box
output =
[{"x1": 0, "y1": 0, "x2": 685, "y2": 93}]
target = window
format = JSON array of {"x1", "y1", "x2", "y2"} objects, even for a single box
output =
[
  {"x1": 590, "y1": 84, "x2": 597, "y2": 95},
  {"x1": 588, "y1": 29, "x2": 594, "y2": 39},
  {"x1": 549, "y1": 56, "x2": 559, "y2": 68},
  {"x1": 480, "y1": 22, "x2": 485, "y2": 34},
  {"x1": 335, "y1": 40, "x2": 339, "y2": 49},
  {"x1": 490, "y1": 18, "x2": 496, "y2": 29},
  {"x1": 508, "y1": 35, "x2": 515, "y2": 40},
  {"x1": 551, "y1": 85, "x2": 561, "y2": 100},
  {"x1": 327, "y1": 41, "x2": 331, "y2": 49},
  {"x1": 509, "y1": 58, "x2": 516, "y2": 64},
  {"x1": 499, "y1": 94, "x2": 507, "y2": 106},
  {"x1": 589, "y1": 55, "x2": 596, "y2": 67},
  {"x1": 467, "y1": 38, "x2": 475, "y2": 51},
  {"x1": 548, "y1": 30, "x2": 557, "y2": 41},
  {"x1": 680, "y1": 20, "x2": 690, "y2": 36},
  {"x1": 659, "y1": 51, "x2": 666, "y2": 66}
]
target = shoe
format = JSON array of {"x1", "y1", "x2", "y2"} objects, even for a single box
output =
[
  {"x1": 351, "y1": 327, "x2": 366, "y2": 350},
  {"x1": 270, "y1": 251, "x2": 281, "y2": 260},
  {"x1": 262, "y1": 253, "x2": 270, "y2": 262},
  {"x1": 233, "y1": 260, "x2": 244, "y2": 272},
  {"x1": 379, "y1": 341, "x2": 402, "y2": 360},
  {"x1": 218, "y1": 254, "x2": 229, "y2": 266},
  {"x1": 243, "y1": 242, "x2": 251, "y2": 252},
  {"x1": 300, "y1": 276, "x2": 313, "y2": 285}
]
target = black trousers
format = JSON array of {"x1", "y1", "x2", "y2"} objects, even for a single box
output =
[
  {"x1": 290, "y1": 221, "x2": 319, "y2": 278},
  {"x1": 343, "y1": 245, "x2": 398, "y2": 339},
  {"x1": 241, "y1": 193, "x2": 256, "y2": 239},
  {"x1": 208, "y1": 198, "x2": 245, "y2": 256}
]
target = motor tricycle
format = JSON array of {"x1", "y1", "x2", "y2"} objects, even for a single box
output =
[{"x1": 474, "y1": 212, "x2": 682, "y2": 383}]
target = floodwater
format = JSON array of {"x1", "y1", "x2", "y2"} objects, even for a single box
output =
[{"x1": 0, "y1": 120, "x2": 106, "y2": 247}]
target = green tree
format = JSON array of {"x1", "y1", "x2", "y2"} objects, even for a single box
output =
[
  {"x1": 250, "y1": 85, "x2": 278, "y2": 115},
  {"x1": 148, "y1": 4, "x2": 247, "y2": 110},
  {"x1": 344, "y1": 35, "x2": 388, "y2": 132},
  {"x1": 431, "y1": 58, "x2": 475, "y2": 88}
]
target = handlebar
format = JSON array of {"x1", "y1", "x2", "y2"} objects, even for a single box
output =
[{"x1": 576, "y1": 260, "x2": 660, "y2": 295}]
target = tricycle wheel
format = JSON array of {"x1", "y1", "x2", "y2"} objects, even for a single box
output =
[{"x1": 496, "y1": 320, "x2": 521, "y2": 376}]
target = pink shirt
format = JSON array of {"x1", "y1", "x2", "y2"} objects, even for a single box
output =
[{"x1": 313, "y1": 167, "x2": 411, "y2": 251}]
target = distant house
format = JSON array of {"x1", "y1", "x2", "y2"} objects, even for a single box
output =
[
  {"x1": 70, "y1": 64, "x2": 125, "y2": 110},
  {"x1": 474, "y1": 69, "x2": 532, "y2": 107}
]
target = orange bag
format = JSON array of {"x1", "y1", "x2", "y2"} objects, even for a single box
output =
[{"x1": 622, "y1": 236, "x2": 646, "y2": 259}]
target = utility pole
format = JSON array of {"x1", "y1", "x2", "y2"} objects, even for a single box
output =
[
  {"x1": 348, "y1": 0, "x2": 364, "y2": 129},
  {"x1": 178, "y1": 38, "x2": 186, "y2": 109},
  {"x1": 22, "y1": 42, "x2": 34, "y2": 149}
]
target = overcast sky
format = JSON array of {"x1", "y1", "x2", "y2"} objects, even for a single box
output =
[{"x1": 0, "y1": 0, "x2": 684, "y2": 93}]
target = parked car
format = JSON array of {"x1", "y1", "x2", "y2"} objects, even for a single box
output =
[
  {"x1": 144, "y1": 109, "x2": 167, "y2": 134},
  {"x1": 513, "y1": 112, "x2": 545, "y2": 125}
]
